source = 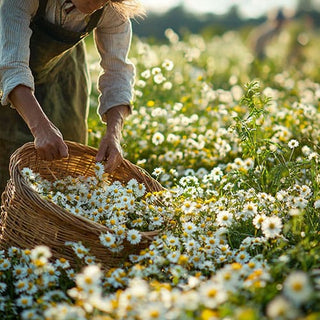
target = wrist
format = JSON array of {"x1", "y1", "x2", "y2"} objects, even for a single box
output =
[
  {"x1": 103, "y1": 105, "x2": 130, "y2": 121},
  {"x1": 104, "y1": 105, "x2": 129, "y2": 137},
  {"x1": 29, "y1": 115, "x2": 50, "y2": 136},
  {"x1": 106, "y1": 126, "x2": 122, "y2": 141},
  {"x1": 9, "y1": 85, "x2": 51, "y2": 136}
]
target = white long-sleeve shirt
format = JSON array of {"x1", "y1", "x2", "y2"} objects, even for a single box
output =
[{"x1": 0, "y1": 0, "x2": 135, "y2": 119}]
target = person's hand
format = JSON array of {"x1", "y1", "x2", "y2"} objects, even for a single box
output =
[
  {"x1": 95, "y1": 105, "x2": 130, "y2": 173},
  {"x1": 8, "y1": 85, "x2": 68, "y2": 161},
  {"x1": 33, "y1": 120, "x2": 69, "y2": 161},
  {"x1": 96, "y1": 133, "x2": 123, "y2": 173}
]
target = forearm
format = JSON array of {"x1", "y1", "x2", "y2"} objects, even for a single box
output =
[
  {"x1": 104, "y1": 105, "x2": 130, "y2": 139},
  {"x1": 8, "y1": 85, "x2": 50, "y2": 136},
  {"x1": 0, "y1": 0, "x2": 37, "y2": 105},
  {"x1": 95, "y1": 105, "x2": 130, "y2": 169},
  {"x1": 9, "y1": 85, "x2": 68, "y2": 160}
]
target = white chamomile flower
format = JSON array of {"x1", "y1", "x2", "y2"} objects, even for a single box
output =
[
  {"x1": 30, "y1": 245, "x2": 52, "y2": 262},
  {"x1": 261, "y1": 216, "x2": 283, "y2": 239},
  {"x1": 314, "y1": 199, "x2": 320, "y2": 209},
  {"x1": 166, "y1": 235, "x2": 180, "y2": 247},
  {"x1": 127, "y1": 229, "x2": 142, "y2": 245},
  {"x1": 163, "y1": 81, "x2": 173, "y2": 90},
  {"x1": 152, "y1": 132, "x2": 165, "y2": 145},
  {"x1": 283, "y1": 271, "x2": 313, "y2": 305},
  {"x1": 151, "y1": 67, "x2": 161, "y2": 75},
  {"x1": 0, "y1": 282, "x2": 6, "y2": 293},
  {"x1": 182, "y1": 222, "x2": 197, "y2": 234},
  {"x1": 266, "y1": 295, "x2": 296, "y2": 319},
  {"x1": 94, "y1": 162, "x2": 105, "y2": 179},
  {"x1": 152, "y1": 167, "x2": 165, "y2": 177},
  {"x1": 199, "y1": 281, "x2": 227, "y2": 309},
  {"x1": 21, "y1": 167, "x2": 36, "y2": 180},
  {"x1": 167, "y1": 251, "x2": 180, "y2": 263},
  {"x1": 235, "y1": 251, "x2": 250, "y2": 264},
  {"x1": 16, "y1": 295, "x2": 33, "y2": 308},
  {"x1": 141, "y1": 69, "x2": 151, "y2": 79},
  {"x1": 162, "y1": 59, "x2": 174, "y2": 71},
  {"x1": 99, "y1": 232, "x2": 116, "y2": 247},
  {"x1": 216, "y1": 210, "x2": 234, "y2": 227},
  {"x1": 253, "y1": 214, "x2": 267, "y2": 229},
  {"x1": 288, "y1": 139, "x2": 299, "y2": 149}
]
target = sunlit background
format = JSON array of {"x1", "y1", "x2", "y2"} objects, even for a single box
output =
[
  {"x1": 140, "y1": 0, "x2": 319, "y2": 17},
  {"x1": 131, "y1": 0, "x2": 320, "y2": 40}
]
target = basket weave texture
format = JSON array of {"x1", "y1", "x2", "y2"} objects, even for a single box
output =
[{"x1": 0, "y1": 141, "x2": 164, "y2": 269}]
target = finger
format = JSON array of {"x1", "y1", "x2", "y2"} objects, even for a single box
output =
[
  {"x1": 58, "y1": 142, "x2": 69, "y2": 159},
  {"x1": 37, "y1": 149, "x2": 46, "y2": 160},
  {"x1": 43, "y1": 151, "x2": 54, "y2": 161},
  {"x1": 96, "y1": 143, "x2": 109, "y2": 162},
  {"x1": 104, "y1": 152, "x2": 122, "y2": 173},
  {"x1": 36, "y1": 146, "x2": 53, "y2": 161}
]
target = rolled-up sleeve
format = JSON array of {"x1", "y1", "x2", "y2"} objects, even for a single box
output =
[
  {"x1": 0, "y1": 0, "x2": 38, "y2": 106},
  {"x1": 94, "y1": 7, "x2": 135, "y2": 121}
]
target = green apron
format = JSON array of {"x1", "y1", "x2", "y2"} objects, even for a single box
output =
[{"x1": 0, "y1": 0, "x2": 104, "y2": 194}]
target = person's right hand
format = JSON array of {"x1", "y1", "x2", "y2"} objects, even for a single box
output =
[
  {"x1": 32, "y1": 120, "x2": 69, "y2": 161},
  {"x1": 8, "y1": 85, "x2": 69, "y2": 161}
]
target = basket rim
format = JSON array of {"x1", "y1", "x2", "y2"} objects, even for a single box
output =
[{"x1": 8, "y1": 140, "x2": 161, "y2": 238}]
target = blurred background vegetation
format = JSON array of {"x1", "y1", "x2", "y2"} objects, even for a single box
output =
[
  {"x1": 85, "y1": 0, "x2": 320, "y2": 173},
  {"x1": 132, "y1": 0, "x2": 318, "y2": 40}
]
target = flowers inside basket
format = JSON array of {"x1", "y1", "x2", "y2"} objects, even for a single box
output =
[{"x1": 0, "y1": 141, "x2": 164, "y2": 269}]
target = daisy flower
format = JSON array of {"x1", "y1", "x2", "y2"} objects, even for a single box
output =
[
  {"x1": 21, "y1": 309, "x2": 40, "y2": 320},
  {"x1": 266, "y1": 295, "x2": 297, "y2": 319},
  {"x1": 283, "y1": 271, "x2": 313, "y2": 305},
  {"x1": 152, "y1": 167, "x2": 165, "y2": 177},
  {"x1": 199, "y1": 281, "x2": 228, "y2": 309},
  {"x1": 76, "y1": 265, "x2": 102, "y2": 290},
  {"x1": 13, "y1": 265, "x2": 28, "y2": 279},
  {"x1": 16, "y1": 295, "x2": 33, "y2": 308},
  {"x1": 162, "y1": 59, "x2": 174, "y2": 71},
  {"x1": 151, "y1": 67, "x2": 161, "y2": 75},
  {"x1": 216, "y1": 210, "x2": 234, "y2": 227},
  {"x1": 253, "y1": 214, "x2": 267, "y2": 229},
  {"x1": 235, "y1": 251, "x2": 251, "y2": 264},
  {"x1": 141, "y1": 69, "x2": 151, "y2": 79},
  {"x1": 167, "y1": 251, "x2": 181, "y2": 263},
  {"x1": 288, "y1": 139, "x2": 299, "y2": 149},
  {"x1": 261, "y1": 216, "x2": 283, "y2": 239},
  {"x1": 99, "y1": 232, "x2": 116, "y2": 248},
  {"x1": 94, "y1": 162, "x2": 105, "y2": 180},
  {"x1": 127, "y1": 229, "x2": 142, "y2": 245},
  {"x1": 140, "y1": 302, "x2": 165, "y2": 320},
  {"x1": 0, "y1": 283, "x2": 6, "y2": 293},
  {"x1": 314, "y1": 199, "x2": 320, "y2": 209},
  {"x1": 21, "y1": 167, "x2": 36, "y2": 180},
  {"x1": 154, "y1": 73, "x2": 166, "y2": 84},
  {"x1": 0, "y1": 258, "x2": 11, "y2": 271},
  {"x1": 152, "y1": 132, "x2": 165, "y2": 145},
  {"x1": 182, "y1": 222, "x2": 198, "y2": 234},
  {"x1": 166, "y1": 235, "x2": 180, "y2": 247},
  {"x1": 30, "y1": 245, "x2": 52, "y2": 261},
  {"x1": 292, "y1": 196, "x2": 308, "y2": 209},
  {"x1": 163, "y1": 81, "x2": 173, "y2": 90}
]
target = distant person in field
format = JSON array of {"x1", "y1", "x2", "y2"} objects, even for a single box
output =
[
  {"x1": 0, "y1": 0, "x2": 144, "y2": 195},
  {"x1": 286, "y1": 12, "x2": 314, "y2": 66},
  {"x1": 249, "y1": 8, "x2": 287, "y2": 60}
]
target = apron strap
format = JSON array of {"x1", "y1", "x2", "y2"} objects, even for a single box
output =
[
  {"x1": 36, "y1": 0, "x2": 49, "y2": 19},
  {"x1": 34, "y1": 0, "x2": 105, "y2": 35},
  {"x1": 84, "y1": 5, "x2": 106, "y2": 33}
]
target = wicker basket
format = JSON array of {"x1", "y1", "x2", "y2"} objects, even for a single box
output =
[{"x1": 0, "y1": 141, "x2": 164, "y2": 269}]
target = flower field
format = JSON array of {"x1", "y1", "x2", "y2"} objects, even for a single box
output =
[{"x1": 2, "y1": 25, "x2": 320, "y2": 319}]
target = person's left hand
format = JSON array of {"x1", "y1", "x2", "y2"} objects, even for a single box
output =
[
  {"x1": 96, "y1": 132, "x2": 123, "y2": 173},
  {"x1": 95, "y1": 105, "x2": 130, "y2": 173}
]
